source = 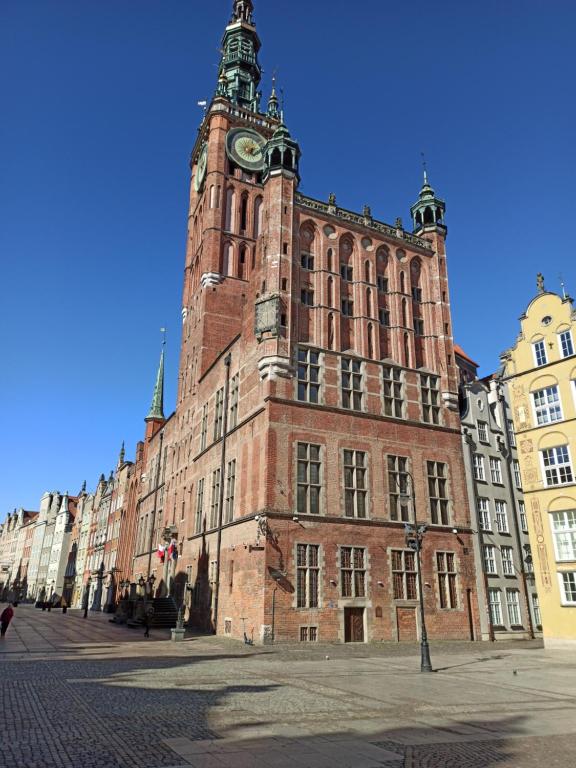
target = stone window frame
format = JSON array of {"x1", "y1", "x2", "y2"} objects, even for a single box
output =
[
  {"x1": 426, "y1": 460, "x2": 450, "y2": 526},
  {"x1": 473, "y1": 453, "x2": 486, "y2": 481},
  {"x1": 435, "y1": 550, "x2": 459, "y2": 610},
  {"x1": 505, "y1": 588, "x2": 522, "y2": 626},
  {"x1": 495, "y1": 500, "x2": 509, "y2": 533},
  {"x1": 483, "y1": 544, "x2": 498, "y2": 575},
  {"x1": 559, "y1": 571, "x2": 576, "y2": 605},
  {"x1": 488, "y1": 588, "x2": 503, "y2": 626},
  {"x1": 228, "y1": 373, "x2": 240, "y2": 429},
  {"x1": 339, "y1": 545, "x2": 368, "y2": 599},
  {"x1": 390, "y1": 548, "x2": 417, "y2": 601},
  {"x1": 558, "y1": 329, "x2": 574, "y2": 359},
  {"x1": 296, "y1": 441, "x2": 323, "y2": 516},
  {"x1": 532, "y1": 339, "x2": 547, "y2": 367},
  {"x1": 342, "y1": 448, "x2": 369, "y2": 519},
  {"x1": 382, "y1": 365, "x2": 405, "y2": 419},
  {"x1": 501, "y1": 545, "x2": 515, "y2": 575},
  {"x1": 420, "y1": 373, "x2": 441, "y2": 425},
  {"x1": 194, "y1": 478, "x2": 205, "y2": 534},
  {"x1": 208, "y1": 468, "x2": 221, "y2": 530},
  {"x1": 477, "y1": 497, "x2": 491, "y2": 531},
  {"x1": 295, "y1": 542, "x2": 321, "y2": 609},
  {"x1": 489, "y1": 456, "x2": 503, "y2": 484},
  {"x1": 550, "y1": 509, "x2": 576, "y2": 562},
  {"x1": 296, "y1": 347, "x2": 322, "y2": 405},
  {"x1": 340, "y1": 356, "x2": 364, "y2": 411},
  {"x1": 477, "y1": 420, "x2": 489, "y2": 444},
  {"x1": 213, "y1": 388, "x2": 224, "y2": 441},
  {"x1": 223, "y1": 459, "x2": 236, "y2": 525},
  {"x1": 387, "y1": 454, "x2": 410, "y2": 522}
]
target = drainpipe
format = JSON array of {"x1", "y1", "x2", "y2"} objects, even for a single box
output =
[
  {"x1": 146, "y1": 429, "x2": 165, "y2": 578},
  {"x1": 212, "y1": 353, "x2": 232, "y2": 634},
  {"x1": 494, "y1": 381, "x2": 536, "y2": 640},
  {"x1": 463, "y1": 429, "x2": 495, "y2": 642}
]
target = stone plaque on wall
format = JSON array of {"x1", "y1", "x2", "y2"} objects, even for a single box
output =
[{"x1": 255, "y1": 296, "x2": 280, "y2": 338}]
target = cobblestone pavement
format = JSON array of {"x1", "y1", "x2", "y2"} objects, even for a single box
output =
[{"x1": 1, "y1": 605, "x2": 575, "y2": 767}]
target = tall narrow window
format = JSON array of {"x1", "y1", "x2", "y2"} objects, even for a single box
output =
[
  {"x1": 495, "y1": 500, "x2": 509, "y2": 533},
  {"x1": 341, "y1": 357, "x2": 363, "y2": 410},
  {"x1": 240, "y1": 193, "x2": 248, "y2": 232},
  {"x1": 194, "y1": 478, "x2": 205, "y2": 534},
  {"x1": 328, "y1": 313, "x2": 335, "y2": 350},
  {"x1": 427, "y1": 461, "x2": 449, "y2": 525},
  {"x1": 507, "y1": 419, "x2": 516, "y2": 447},
  {"x1": 488, "y1": 588, "x2": 503, "y2": 625},
  {"x1": 229, "y1": 374, "x2": 239, "y2": 429},
  {"x1": 297, "y1": 348, "x2": 321, "y2": 403},
  {"x1": 484, "y1": 545, "x2": 497, "y2": 575},
  {"x1": 209, "y1": 469, "x2": 221, "y2": 529},
  {"x1": 366, "y1": 288, "x2": 372, "y2": 316},
  {"x1": 533, "y1": 339, "x2": 547, "y2": 367},
  {"x1": 327, "y1": 276, "x2": 334, "y2": 307},
  {"x1": 296, "y1": 544, "x2": 320, "y2": 608},
  {"x1": 421, "y1": 374, "x2": 441, "y2": 424},
  {"x1": 297, "y1": 443, "x2": 322, "y2": 515},
  {"x1": 559, "y1": 330, "x2": 574, "y2": 358},
  {"x1": 367, "y1": 323, "x2": 374, "y2": 359},
  {"x1": 388, "y1": 455, "x2": 409, "y2": 521},
  {"x1": 473, "y1": 454, "x2": 486, "y2": 481},
  {"x1": 343, "y1": 450, "x2": 367, "y2": 518},
  {"x1": 253, "y1": 195, "x2": 263, "y2": 238},
  {"x1": 478, "y1": 498, "x2": 491, "y2": 531},
  {"x1": 501, "y1": 545, "x2": 515, "y2": 575},
  {"x1": 341, "y1": 298, "x2": 354, "y2": 316},
  {"x1": 541, "y1": 446, "x2": 573, "y2": 486},
  {"x1": 477, "y1": 421, "x2": 489, "y2": 443},
  {"x1": 224, "y1": 460, "x2": 236, "y2": 524},
  {"x1": 519, "y1": 500, "x2": 528, "y2": 532},
  {"x1": 214, "y1": 388, "x2": 224, "y2": 440},
  {"x1": 391, "y1": 549, "x2": 417, "y2": 599},
  {"x1": 379, "y1": 308, "x2": 390, "y2": 326},
  {"x1": 506, "y1": 589, "x2": 522, "y2": 625},
  {"x1": 225, "y1": 187, "x2": 235, "y2": 232},
  {"x1": 437, "y1": 552, "x2": 458, "y2": 609},
  {"x1": 340, "y1": 547, "x2": 366, "y2": 597},
  {"x1": 513, "y1": 460, "x2": 522, "y2": 488},
  {"x1": 560, "y1": 572, "x2": 576, "y2": 604},
  {"x1": 382, "y1": 366, "x2": 404, "y2": 418},
  {"x1": 490, "y1": 457, "x2": 503, "y2": 484},
  {"x1": 532, "y1": 593, "x2": 542, "y2": 626},
  {"x1": 200, "y1": 404, "x2": 208, "y2": 451}
]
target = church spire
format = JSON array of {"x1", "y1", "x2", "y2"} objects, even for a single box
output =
[
  {"x1": 146, "y1": 338, "x2": 165, "y2": 422},
  {"x1": 219, "y1": 0, "x2": 262, "y2": 112},
  {"x1": 410, "y1": 164, "x2": 446, "y2": 234},
  {"x1": 267, "y1": 75, "x2": 280, "y2": 120}
]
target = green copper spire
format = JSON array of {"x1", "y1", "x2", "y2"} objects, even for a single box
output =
[
  {"x1": 267, "y1": 75, "x2": 280, "y2": 119},
  {"x1": 119, "y1": 441, "x2": 125, "y2": 465},
  {"x1": 219, "y1": 0, "x2": 262, "y2": 112},
  {"x1": 410, "y1": 166, "x2": 446, "y2": 233},
  {"x1": 146, "y1": 341, "x2": 165, "y2": 422}
]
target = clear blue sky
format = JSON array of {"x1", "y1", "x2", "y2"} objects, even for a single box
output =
[{"x1": 1, "y1": 0, "x2": 575, "y2": 513}]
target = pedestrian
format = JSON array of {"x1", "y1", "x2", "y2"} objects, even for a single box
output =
[
  {"x1": 143, "y1": 605, "x2": 154, "y2": 638},
  {"x1": 61, "y1": 596, "x2": 68, "y2": 614},
  {"x1": 1, "y1": 602, "x2": 16, "y2": 637}
]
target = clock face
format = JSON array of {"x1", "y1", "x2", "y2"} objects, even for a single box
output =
[
  {"x1": 226, "y1": 128, "x2": 266, "y2": 171},
  {"x1": 194, "y1": 144, "x2": 208, "y2": 192}
]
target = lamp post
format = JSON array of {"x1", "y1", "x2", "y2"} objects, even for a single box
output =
[{"x1": 398, "y1": 471, "x2": 433, "y2": 673}]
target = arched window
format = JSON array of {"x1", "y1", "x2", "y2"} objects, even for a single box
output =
[
  {"x1": 400, "y1": 271, "x2": 406, "y2": 294},
  {"x1": 402, "y1": 298, "x2": 408, "y2": 327},
  {"x1": 424, "y1": 206, "x2": 434, "y2": 224},
  {"x1": 404, "y1": 332, "x2": 411, "y2": 367},
  {"x1": 209, "y1": 185, "x2": 216, "y2": 209},
  {"x1": 300, "y1": 223, "x2": 316, "y2": 270},
  {"x1": 222, "y1": 242, "x2": 233, "y2": 276},
  {"x1": 367, "y1": 324, "x2": 374, "y2": 359},
  {"x1": 366, "y1": 288, "x2": 372, "y2": 316},
  {"x1": 328, "y1": 276, "x2": 334, "y2": 307},
  {"x1": 271, "y1": 147, "x2": 282, "y2": 166},
  {"x1": 253, "y1": 196, "x2": 263, "y2": 238},
  {"x1": 238, "y1": 244, "x2": 247, "y2": 279},
  {"x1": 240, "y1": 193, "x2": 248, "y2": 233},
  {"x1": 364, "y1": 260, "x2": 371, "y2": 283},
  {"x1": 327, "y1": 248, "x2": 334, "y2": 272},
  {"x1": 225, "y1": 187, "x2": 236, "y2": 232},
  {"x1": 339, "y1": 234, "x2": 354, "y2": 281},
  {"x1": 328, "y1": 313, "x2": 335, "y2": 350},
  {"x1": 283, "y1": 149, "x2": 293, "y2": 170}
]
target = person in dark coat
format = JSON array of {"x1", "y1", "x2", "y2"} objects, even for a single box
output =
[{"x1": 1, "y1": 602, "x2": 16, "y2": 637}]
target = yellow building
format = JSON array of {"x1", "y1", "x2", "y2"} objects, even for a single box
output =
[{"x1": 501, "y1": 274, "x2": 576, "y2": 648}]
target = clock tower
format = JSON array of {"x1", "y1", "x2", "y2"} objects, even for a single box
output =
[{"x1": 131, "y1": 0, "x2": 481, "y2": 647}]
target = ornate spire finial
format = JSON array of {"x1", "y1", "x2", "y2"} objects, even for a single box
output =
[
  {"x1": 146, "y1": 329, "x2": 166, "y2": 422},
  {"x1": 81, "y1": 480, "x2": 86, "y2": 494},
  {"x1": 421, "y1": 151, "x2": 428, "y2": 185},
  {"x1": 119, "y1": 441, "x2": 125, "y2": 464},
  {"x1": 536, "y1": 273, "x2": 545, "y2": 294},
  {"x1": 267, "y1": 71, "x2": 280, "y2": 119},
  {"x1": 232, "y1": 0, "x2": 254, "y2": 24},
  {"x1": 559, "y1": 274, "x2": 567, "y2": 299}
]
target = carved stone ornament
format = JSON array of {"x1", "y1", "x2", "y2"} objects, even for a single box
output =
[
  {"x1": 200, "y1": 272, "x2": 223, "y2": 288},
  {"x1": 442, "y1": 390, "x2": 459, "y2": 411},
  {"x1": 520, "y1": 439, "x2": 533, "y2": 454},
  {"x1": 257, "y1": 355, "x2": 294, "y2": 380}
]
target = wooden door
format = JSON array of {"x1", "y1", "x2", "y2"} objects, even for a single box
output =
[{"x1": 344, "y1": 607, "x2": 365, "y2": 642}]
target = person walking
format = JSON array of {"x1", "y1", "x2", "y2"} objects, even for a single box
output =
[{"x1": 1, "y1": 602, "x2": 16, "y2": 637}]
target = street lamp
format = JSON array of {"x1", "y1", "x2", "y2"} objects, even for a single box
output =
[{"x1": 398, "y1": 472, "x2": 433, "y2": 673}]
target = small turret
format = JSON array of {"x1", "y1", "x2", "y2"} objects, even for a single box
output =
[
  {"x1": 410, "y1": 169, "x2": 446, "y2": 234},
  {"x1": 263, "y1": 119, "x2": 301, "y2": 184},
  {"x1": 267, "y1": 78, "x2": 280, "y2": 120},
  {"x1": 218, "y1": 0, "x2": 262, "y2": 112}
]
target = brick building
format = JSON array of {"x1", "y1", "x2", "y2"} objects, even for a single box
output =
[{"x1": 129, "y1": 0, "x2": 481, "y2": 644}]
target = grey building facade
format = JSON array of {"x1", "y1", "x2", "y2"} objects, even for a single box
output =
[{"x1": 457, "y1": 347, "x2": 541, "y2": 640}]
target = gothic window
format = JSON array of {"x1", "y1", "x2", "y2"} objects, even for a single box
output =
[
  {"x1": 366, "y1": 288, "x2": 373, "y2": 317},
  {"x1": 222, "y1": 242, "x2": 233, "y2": 276},
  {"x1": 238, "y1": 244, "x2": 248, "y2": 279},
  {"x1": 364, "y1": 260, "x2": 371, "y2": 283},
  {"x1": 343, "y1": 450, "x2": 367, "y2": 518},
  {"x1": 297, "y1": 443, "x2": 322, "y2": 515},
  {"x1": 328, "y1": 313, "x2": 335, "y2": 350},
  {"x1": 240, "y1": 194, "x2": 248, "y2": 233},
  {"x1": 225, "y1": 187, "x2": 236, "y2": 232},
  {"x1": 327, "y1": 276, "x2": 334, "y2": 307},
  {"x1": 327, "y1": 248, "x2": 334, "y2": 272},
  {"x1": 253, "y1": 195, "x2": 263, "y2": 238},
  {"x1": 367, "y1": 323, "x2": 374, "y2": 359},
  {"x1": 402, "y1": 298, "x2": 408, "y2": 327},
  {"x1": 400, "y1": 271, "x2": 406, "y2": 294}
]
